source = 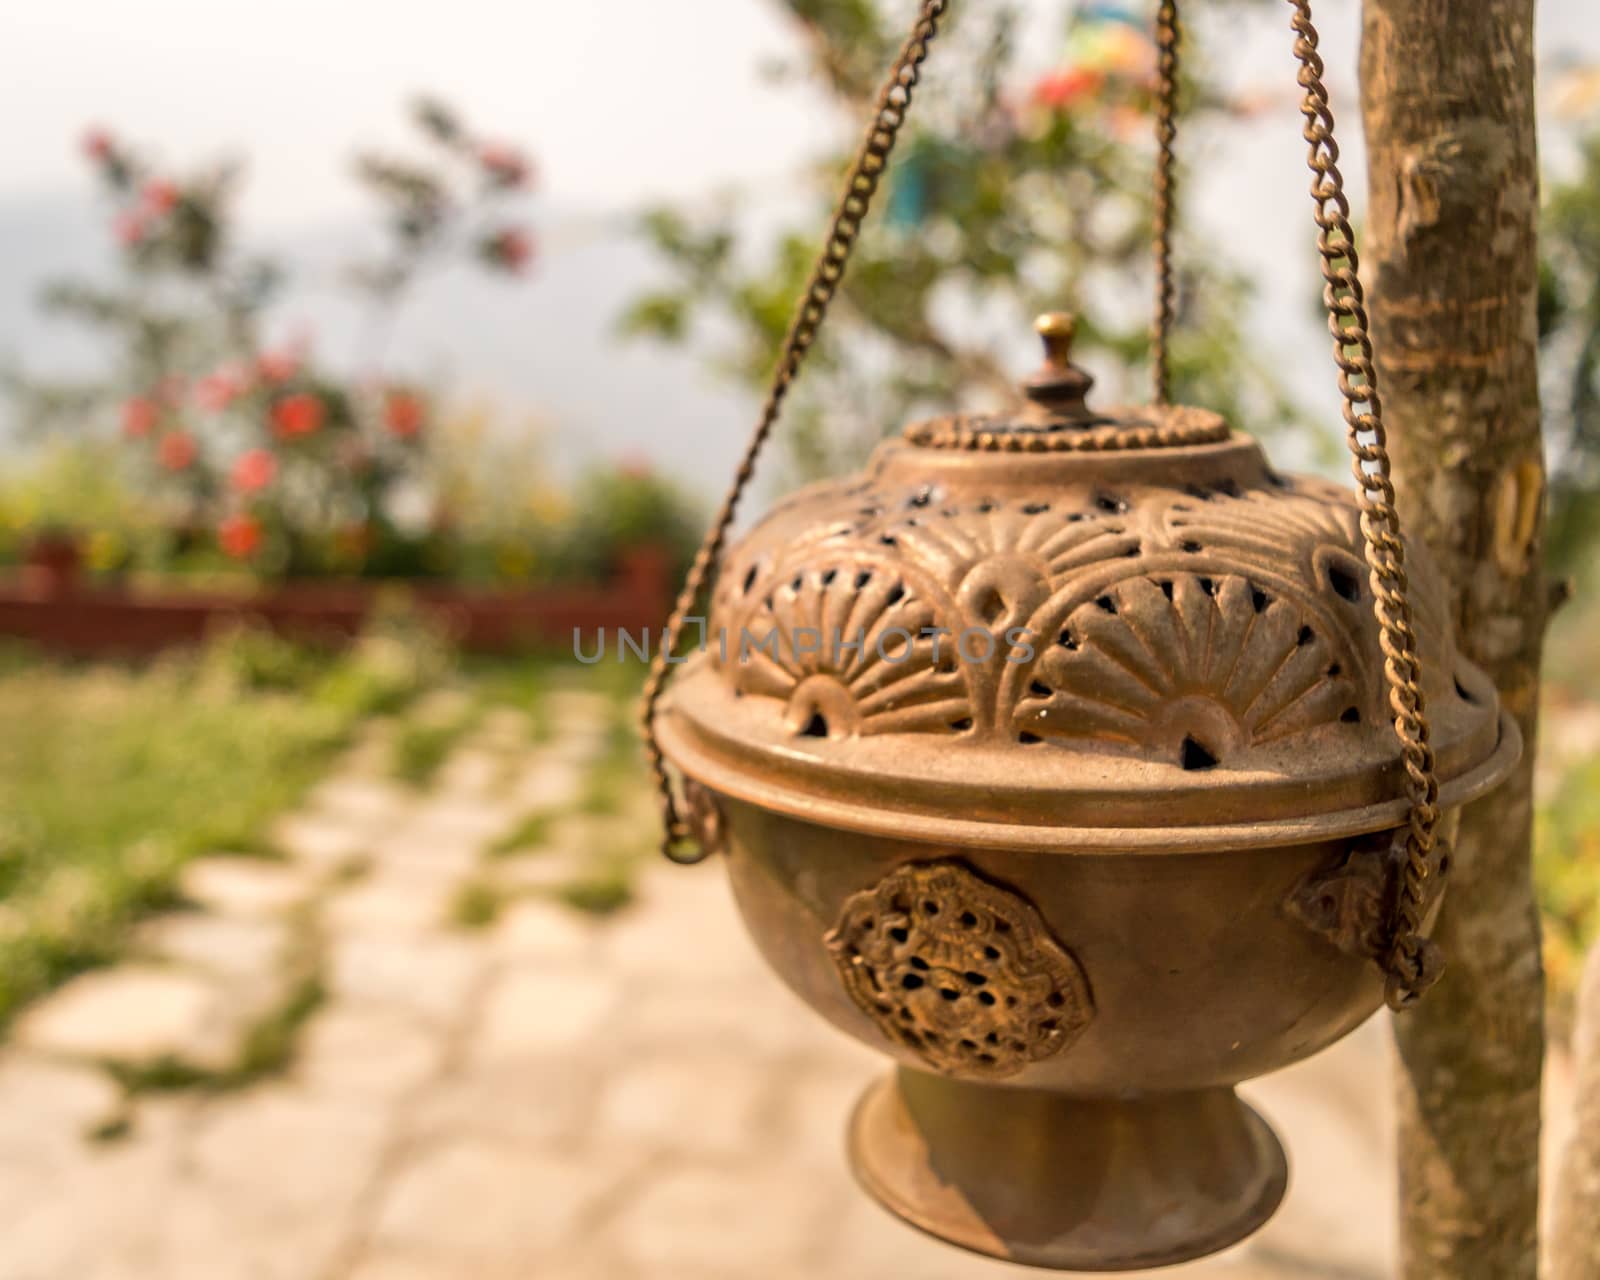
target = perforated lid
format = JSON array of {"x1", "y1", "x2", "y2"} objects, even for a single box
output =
[{"x1": 656, "y1": 321, "x2": 1519, "y2": 852}]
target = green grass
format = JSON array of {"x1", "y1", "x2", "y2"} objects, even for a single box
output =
[
  {"x1": 107, "y1": 971, "x2": 327, "y2": 1096},
  {"x1": 390, "y1": 717, "x2": 471, "y2": 787},
  {"x1": 575, "y1": 770, "x2": 628, "y2": 818},
  {"x1": 228, "y1": 971, "x2": 327, "y2": 1084},
  {"x1": 0, "y1": 623, "x2": 445, "y2": 1028},
  {"x1": 487, "y1": 810, "x2": 556, "y2": 858},
  {"x1": 459, "y1": 653, "x2": 557, "y2": 744},
  {"x1": 558, "y1": 867, "x2": 636, "y2": 917},
  {"x1": 451, "y1": 654, "x2": 656, "y2": 919},
  {"x1": 448, "y1": 878, "x2": 506, "y2": 930},
  {"x1": 574, "y1": 708, "x2": 648, "y2": 819},
  {"x1": 1537, "y1": 750, "x2": 1600, "y2": 1031},
  {"x1": 1536, "y1": 582, "x2": 1600, "y2": 1033}
]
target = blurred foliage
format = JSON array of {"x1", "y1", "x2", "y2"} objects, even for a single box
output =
[
  {"x1": 1539, "y1": 127, "x2": 1600, "y2": 572},
  {"x1": 1538, "y1": 525, "x2": 1600, "y2": 1025},
  {"x1": 622, "y1": 1, "x2": 1306, "y2": 481},
  {"x1": 558, "y1": 463, "x2": 703, "y2": 585},
  {"x1": 423, "y1": 406, "x2": 703, "y2": 589},
  {"x1": 391, "y1": 709, "x2": 477, "y2": 788},
  {"x1": 1533, "y1": 94, "x2": 1600, "y2": 1024},
  {"x1": 0, "y1": 612, "x2": 449, "y2": 1027},
  {"x1": 1538, "y1": 747, "x2": 1600, "y2": 1033}
]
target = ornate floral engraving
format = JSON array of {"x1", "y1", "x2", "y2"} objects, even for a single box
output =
[
  {"x1": 825, "y1": 861, "x2": 1093, "y2": 1079},
  {"x1": 1014, "y1": 571, "x2": 1367, "y2": 765},
  {"x1": 727, "y1": 560, "x2": 975, "y2": 738},
  {"x1": 877, "y1": 498, "x2": 1141, "y2": 603},
  {"x1": 706, "y1": 446, "x2": 1471, "y2": 765}
]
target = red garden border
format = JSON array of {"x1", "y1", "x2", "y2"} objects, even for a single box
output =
[{"x1": 0, "y1": 546, "x2": 670, "y2": 657}]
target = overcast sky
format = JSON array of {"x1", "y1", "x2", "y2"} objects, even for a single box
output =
[
  {"x1": 1, "y1": 0, "x2": 1591, "y2": 226},
  {"x1": 0, "y1": 0, "x2": 845, "y2": 226}
]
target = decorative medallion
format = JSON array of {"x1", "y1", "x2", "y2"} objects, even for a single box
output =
[
  {"x1": 1285, "y1": 834, "x2": 1451, "y2": 967},
  {"x1": 824, "y1": 861, "x2": 1093, "y2": 1079}
]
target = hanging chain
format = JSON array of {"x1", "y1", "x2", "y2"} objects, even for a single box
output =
[
  {"x1": 1287, "y1": 0, "x2": 1444, "y2": 1010},
  {"x1": 1151, "y1": 0, "x2": 1181, "y2": 404},
  {"x1": 638, "y1": 0, "x2": 951, "y2": 865}
]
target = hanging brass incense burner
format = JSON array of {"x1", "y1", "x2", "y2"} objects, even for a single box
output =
[{"x1": 640, "y1": 1, "x2": 1519, "y2": 1271}]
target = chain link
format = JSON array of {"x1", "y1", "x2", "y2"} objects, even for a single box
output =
[
  {"x1": 638, "y1": 0, "x2": 950, "y2": 865},
  {"x1": 1151, "y1": 0, "x2": 1181, "y2": 405},
  {"x1": 1287, "y1": 0, "x2": 1444, "y2": 1010}
]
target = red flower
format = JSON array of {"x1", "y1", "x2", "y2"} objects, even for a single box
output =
[
  {"x1": 618, "y1": 453, "x2": 652, "y2": 480},
  {"x1": 141, "y1": 179, "x2": 180, "y2": 215},
  {"x1": 487, "y1": 228, "x2": 534, "y2": 273},
  {"x1": 256, "y1": 350, "x2": 300, "y2": 385},
  {"x1": 477, "y1": 142, "x2": 531, "y2": 189},
  {"x1": 194, "y1": 369, "x2": 242, "y2": 412},
  {"x1": 114, "y1": 210, "x2": 149, "y2": 247},
  {"x1": 231, "y1": 448, "x2": 277, "y2": 494},
  {"x1": 82, "y1": 128, "x2": 114, "y2": 161},
  {"x1": 122, "y1": 397, "x2": 158, "y2": 439},
  {"x1": 158, "y1": 431, "x2": 198, "y2": 471},
  {"x1": 1032, "y1": 66, "x2": 1105, "y2": 112},
  {"x1": 218, "y1": 514, "x2": 263, "y2": 559},
  {"x1": 272, "y1": 393, "x2": 325, "y2": 439},
  {"x1": 383, "y1": 390, "x2": 425, "y2": 438}
]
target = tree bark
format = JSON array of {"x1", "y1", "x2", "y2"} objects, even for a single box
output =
[{"x1": 1359, "y1": 2, "x2": 1547, "y2": 1277}]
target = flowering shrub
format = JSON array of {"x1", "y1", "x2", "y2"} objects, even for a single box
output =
[
  {"x1": 555, "y1": 460, "x2": 703, "y2": 585},
  {"x1": 0, "y1": 431, "x2": 703, "y2": 593},
  {"x1": 11, "y1": 98, "x2": 539, "y2": 578}
]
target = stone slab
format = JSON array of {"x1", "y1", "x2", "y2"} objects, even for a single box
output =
[
  {"x1": 470, "y1": 967, "x2": 619, "y2": 1064},
  {"x1": 14, "y1": 966, "x2": 223, "y2": 1065},
  {"x1": 134, "y1": 913, "x2": 289, "y2": 985},
  {"x1": 295, "y1": 1004, "x2": 442, "y2": 1103},
  {"x1": 179, "y1": 857, "x2": 316, "y2": 919},
  {"x1": 369, "y1": 1140, "x2": 620, "y2": 1269},
  {"x1": 328, "y1": 935, "x2": 485, "y2": 1028}
]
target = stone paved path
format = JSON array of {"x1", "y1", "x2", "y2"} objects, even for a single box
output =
[{"x1": 0, "y1": 691, "x2": 1575, "y2": 1279}]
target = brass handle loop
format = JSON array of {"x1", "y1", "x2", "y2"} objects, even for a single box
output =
[
  {"x1": 1286, "y1": 0, "x2": 1444, "y2": 1010},
  {"x1": 638, "y1": 0, "x2": 951, "y2": 865}
]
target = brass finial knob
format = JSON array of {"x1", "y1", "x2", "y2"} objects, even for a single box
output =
[
  {"x1": 1036, "y1": 312, "x2": 1078, "y2": 368},
  {"x1": 1024, "y1": 311, "x2": 1095, "y2": 424}
]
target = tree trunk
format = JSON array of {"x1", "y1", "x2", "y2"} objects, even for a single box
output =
[
  {"x1": 1359, "y1": 2, "x2": 1547, "y2": 1277},
  {"x1": 1552, "y1": 942, "x2": 1600, "y2": 1279}
]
